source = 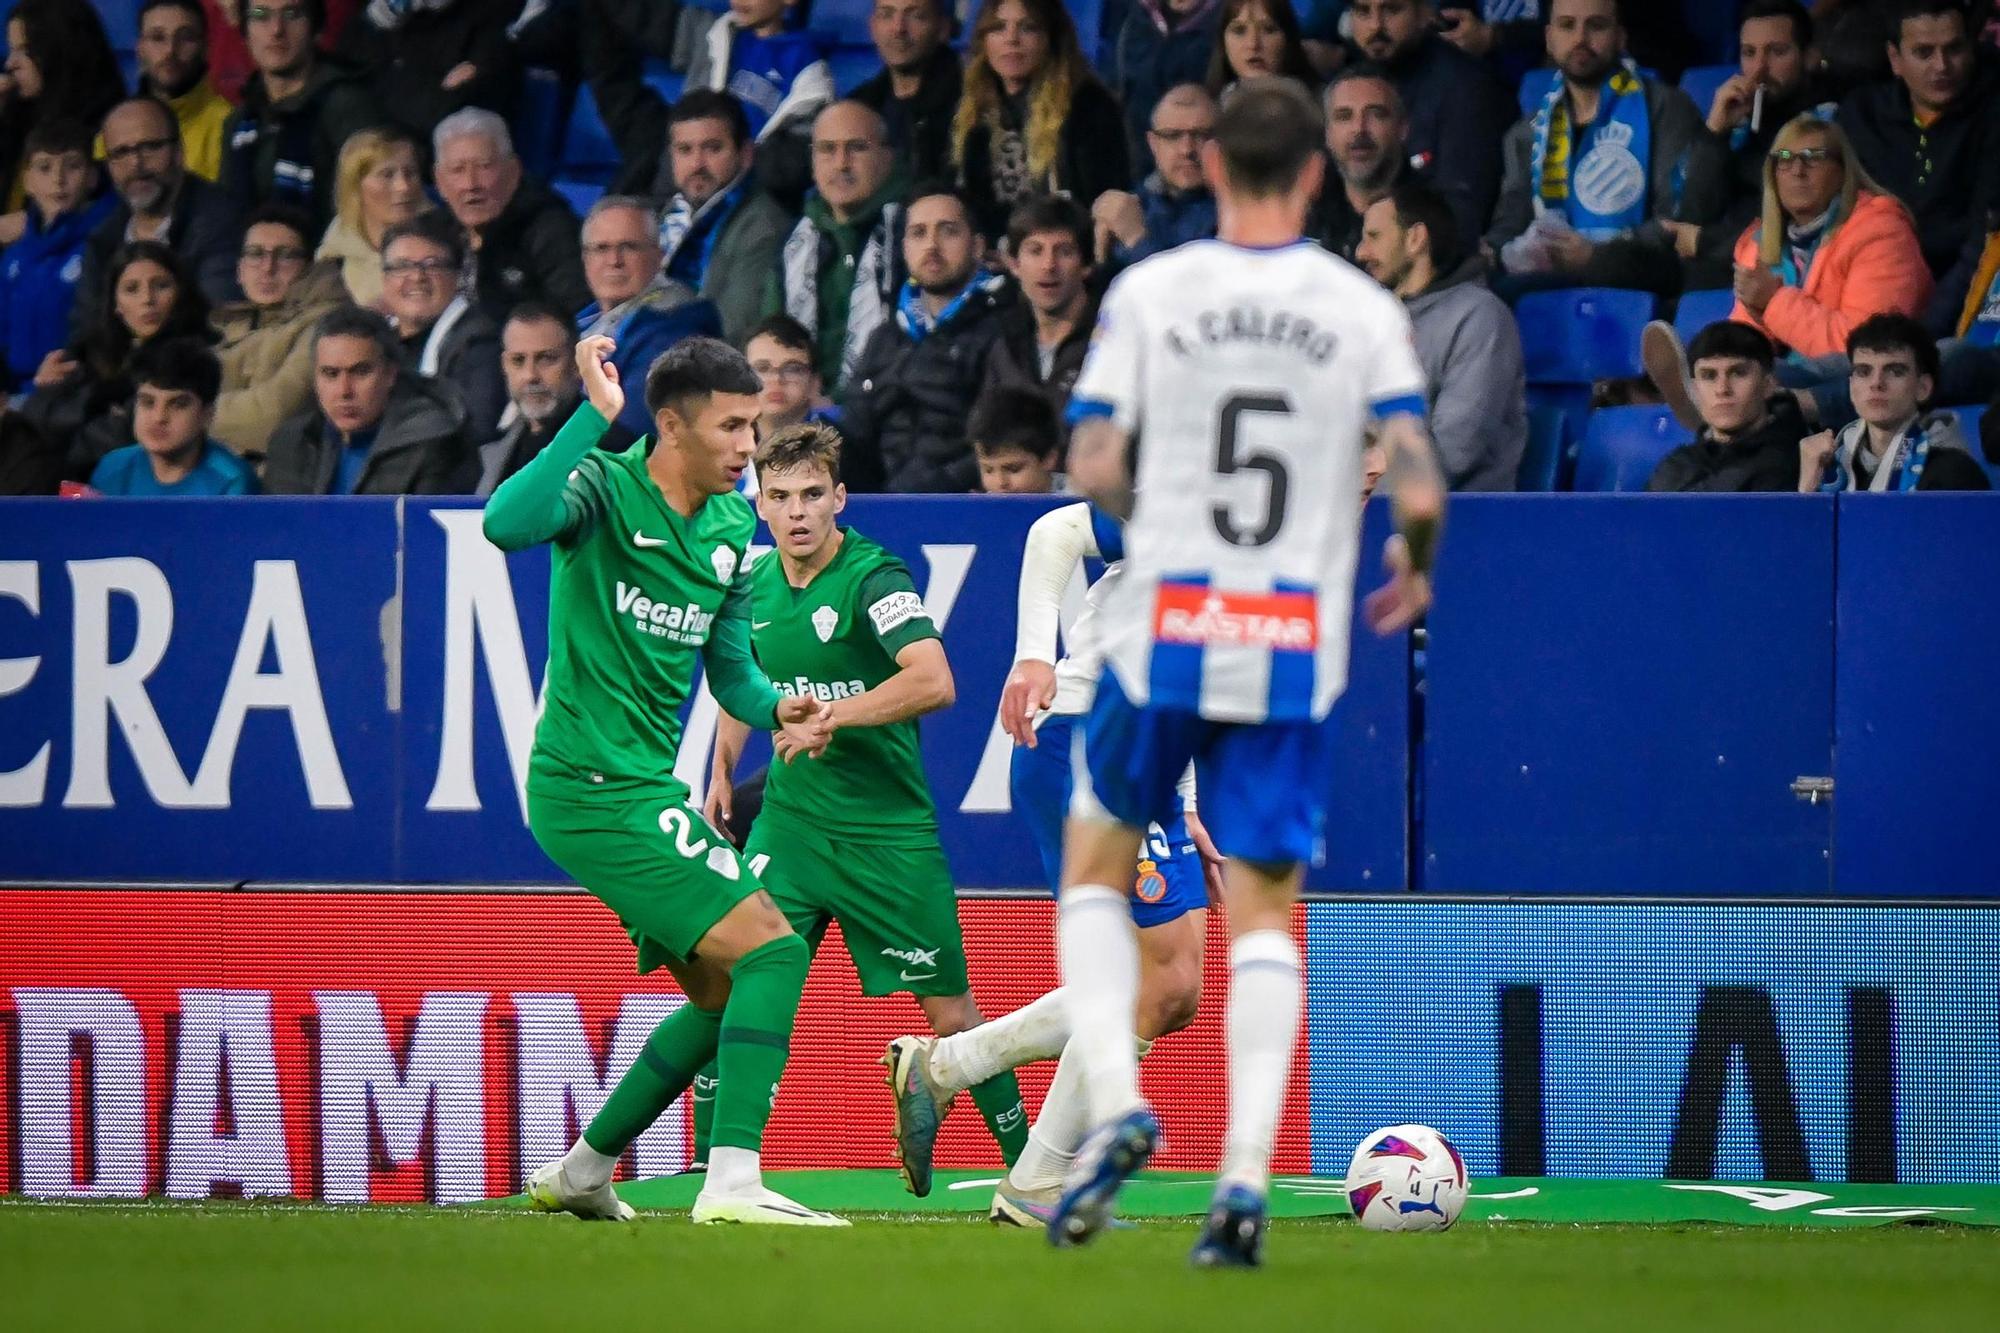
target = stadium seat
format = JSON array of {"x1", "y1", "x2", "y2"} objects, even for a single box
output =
[
  {"x1": 553, "y1": 177, "x2": 609, "y2": 219},
  {"x1": 116, "y1": 48, "x2": 139, "y2": 95},
  {"x1": 642, "y1": 58, "x2": 686, "y2": 107},
  {"x1": 512, "y1": 67, "x2": 571, "y2": 184},
  {"x1": 96, "y1": 0, "x2": 145, "y2": 50},
  {"x1": 1517, "y1": 404, "x2": 1569, "y2": 492},
  {"x1": 1677, "y1": 64, "x2": 1736, "y2": 120},
  {"x1": 1673, "y1": 288, "x2": 1736, "y2": 344},
  {"x1": 1517, "y1": 287, "x2": 1656, "y2": 385},
  {"x1": 559, "y1": 83, "x2": 622, "y2": 185},
  {"x1": 1572, "y1": 405, "x2": 1692, "y2": 491},
  {"x1": 1940, "y1": 405, "x2": 2000, "y2": 487},
  {"x1": 1068, "y1": 0, "x2": 1107, "y2": 65},
  {"x1": 828, "y1": 43, "x2": 881, "y2": 96},
  {"x1": 812, "y1": 0, "x2": 876, "y2": 46}
]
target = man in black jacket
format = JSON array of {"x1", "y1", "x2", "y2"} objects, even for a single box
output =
[
  {"x1": 1648, "y1": 321, "x2": 1807, "y2": 492},
  {"x1": 1347, "y1": 0, "x2": 1508, "y2": 245},
  {"x1": 850, "y1": 0, "x2": 963, "y2": 185},
  {"x1": 79, "y1": 96, "x2": 243, "y2": 328},
  {"x1": 841, "y1": 184, "x2": 1010, "y2": 493},
  {"x1": 1837, "y1": 0, "x2": 2000, "y2": 277},
  {"x1": 1311, "y1": 67, "x2": 1423, "y2": 261},
  {"x1": 983, "y1": 195, "x2": 1094, "y2": 418},
  {"x1": 221, "y1": 0, "x2": 386, "y2": 229},
  {"x1": 432, "y1": 108, "x2": 591, "y2": 323},
  {"x1": 265, "y1": 305, "x2": 474, "y2": 495}
]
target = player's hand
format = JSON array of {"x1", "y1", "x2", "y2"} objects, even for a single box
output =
[
  {"x1": 576, "y1": 335, "x2": 625, "y2": 423},
  {"x1": 775, "y1": 694, "x2": 831, "y2": 760},
  {"x1": 1364, "y1": 534, "x2": 1433, "y2": 635},
  {"x1": 999, "y1": 659, "x2": 1058, "y2": 747},
  {"x1": 703, "y1": 771, "x2": 734, "y2": 833},
  {"x1": 1184, "y1": 808, "x2": 1227, "y2": 910}
]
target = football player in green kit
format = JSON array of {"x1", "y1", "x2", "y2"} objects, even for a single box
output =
[
  {"x1": 702, "y1": 423, "x2": 1030, "y2": 1196},
  {"x1": 484, "y1": 333, "x2": 847, "y2": 1227}
]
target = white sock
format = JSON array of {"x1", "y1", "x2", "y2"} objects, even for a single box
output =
[
  {"x1": 930, "y1": 989, "x2": 1070, "y2": 1092},
  {"x1": 560, "y1": 1139, "x2": 618, "y2": 1192},
  {"x1": 1006, "y1": 1039, "x2": 1090, "y2": 1191},
  {"x1": 1217, "y1": 929, "x2": 1301, "y2": 1196},
  {"x1": 704, "y1": 1145, "x2": 762, "y2": 1196},
  {"x1": 1058, "y1": 884, "x2": 1144, "y2": 1125}
]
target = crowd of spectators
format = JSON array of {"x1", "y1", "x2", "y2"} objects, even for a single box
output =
[{"x1": 3, "y1": 0, "x2": 1999, "y2": 500}]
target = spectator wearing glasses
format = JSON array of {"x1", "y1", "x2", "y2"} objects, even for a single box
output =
[
  {"x1": 221, "y1": 0, "x2": 387, "y2": 228},
  {"x1": 380, "y1": 211, "x2": 505, "y2": 444},
  {"x1": 79, "y1": 96, "x2": 245, "y2": 324},
  {"x1": 574, "y1": 195, "x2": 723, "y2": 445},
  {"x1": 1090, "y1": 82, "x2": 1217, "y2": 272},
  {"x1": 1797, "y1": 312, "x2": 1990, "y2": 491},
  {"x1": 0, "y1": 0, "x2": 125, "y2": 222},
  {"x1": 128, "y1": 0, "x2": 235, "y2": 183},
  {"x1": 316, "y1": 125, "x2": 428, "y2": 309},
  {"x1": 210, "y1": 200, "x2": 348, "y2": 459},
  {"x1": 89, "y1": 336, "x2": 260, "y2": 495},
  {"x1": 1108, "y1": 0, "x2": 1220, "y2": 168},
  {"x1": 743, "y1": 313, "x2": 833, "y2": 442}
]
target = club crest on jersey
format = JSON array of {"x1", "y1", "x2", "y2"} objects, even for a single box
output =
[
  {"x1": 1153, "y1": 582, "x2": 1318, "y2": 652},
  {"x1": 812, "y1": 604, "x2": 839, "y2": 642},
  {"x1": 711, "y1": 546, "x2": 738, "y2": 583}
]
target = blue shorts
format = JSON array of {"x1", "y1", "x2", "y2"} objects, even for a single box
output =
[
  {"x1": 1010, "y1": 712, "x2": 1207, "y2": 929},
  {"x1": 1075, "y1": 671, "x2": 1336, "y2": 867}
]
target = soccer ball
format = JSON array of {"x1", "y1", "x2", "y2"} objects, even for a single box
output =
[{"x1": 1344, "y1": 1124, "x2": 1469, "y2": 1232}]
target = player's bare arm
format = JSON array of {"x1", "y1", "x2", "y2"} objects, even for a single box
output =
[
  {"x1": 1068, "y1": 417, "x2": 1134, "y2": 519},
  {"x1": 1365, "y1": 413, "x2": 1447, "y2": 635},
  {"x1": 816, "y1": 639, "x2": 954, "y2": 737}
]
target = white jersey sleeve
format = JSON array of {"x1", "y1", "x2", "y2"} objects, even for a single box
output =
[{"x1": 1069, "y1": 271, "x2": 1146, "y2": 435}]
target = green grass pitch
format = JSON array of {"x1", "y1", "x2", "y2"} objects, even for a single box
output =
[{"x1": 4, "y1": 1196, "x2": 1995, "y2": 1333}]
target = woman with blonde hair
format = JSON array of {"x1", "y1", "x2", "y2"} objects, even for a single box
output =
[
  {"x1": 1727, "y1": 113, "x2": 1930, "y2": 362},
  {"x1": 952, "y1": 0, "x2": 1129, "y2": 242},
  {"x1": 317, "y1": 125, "x2": 430, "y2": 309}
]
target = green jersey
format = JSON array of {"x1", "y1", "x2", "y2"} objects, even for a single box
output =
[
  {"x1": 750, "y1": 527, "x2": 941, "y2": 842},
  {"x1": 481, "y1": 403, "x2": 782, "y2": 801}
]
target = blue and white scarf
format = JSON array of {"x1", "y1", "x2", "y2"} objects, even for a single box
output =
[
  {"x1": 895, "y1": 272, "x2": 1005, "y2": 344},
  {"x1": 1529, "y1": 58, "x2": 1652, "y2": 240},
  {"x1": 660, "y1": 175, "x2": 749, "y2": 288},
  {"x1": 1822, "y1": 416, "x2": 1936, "y2": 492}
]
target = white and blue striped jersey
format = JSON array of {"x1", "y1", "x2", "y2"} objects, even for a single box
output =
[{"x1": 1068, "y1": 239, "x2": 1427, "y2": 724}]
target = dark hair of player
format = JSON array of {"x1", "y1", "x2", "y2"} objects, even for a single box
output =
[
  {"x1": 742, "y1": 313, "x2": 815, "y2": 357},
  {"x1": 1846, "y1": 312, "x2": 1941, "y2": 387},
  {"x1": 130, "y1": 336, "x2": 224, "y2": 406},
  {"x1": 1005, "y1": 194, "x2": 1091, "y2": 261},
  {"x1": 754, "y1": 420, "x2": 845, "y2": 482},
  {"x1": 1686, "y1": 319, "x2": 1776, "y2": 371},
  {"x1": 1386, "y1": 181, "x2": 1464, "y2": 276},
  {"x1": 1211, "y1": 78, "x2": 1325, "y2": 200},
  {"x1": 644, "y1": 336, "x2": 764, "y2": 420},
  {"x1": 969, "y1": 387, "x2": 1061, "y2": 459}
]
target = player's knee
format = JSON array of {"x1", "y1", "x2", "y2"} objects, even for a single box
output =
[
  {"x1": 1138, "y1": 971, "x2": 1201, "y2": 1038},
  {"x1": 731, "y1": 929, "x2": 809, "y2": 981}
]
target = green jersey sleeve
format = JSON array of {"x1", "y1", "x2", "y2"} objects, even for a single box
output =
[
  {"x1": 481, "y1": 403, "x2": 616, "y2": 551},
  {"x1": 858, "y1": 564, "x2": 939, "y2": 659},
  {"x1": 702, "y1": 565, "x2": 783, "y2": 728}
]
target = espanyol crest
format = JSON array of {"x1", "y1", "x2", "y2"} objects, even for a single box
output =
[
  {"x1": 1572, "y1": 120, "x2": 1645, "y2": 219},
  {"x1": 711, "y1": 546, "x2": 737, "y2": 582},
  {"x1": 812, "y1": 605, "x2": 839, "y2": 642}
]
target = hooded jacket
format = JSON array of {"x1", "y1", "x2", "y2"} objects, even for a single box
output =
[
  {"x1": 1404, "y1": 256, "x2": 1527, "y2": 492},
  {"x1": 222, "y1": 57, "x2": 388, "y2": 229},
  {"x1": 1648, "y1": 394, "x2": 1809, "y2": 492},
  {"x1": 841, "y1": 274, "x2": 1012, "y2": 493},
  {"x1": 211, "y1": 259, "x2": 352, "y2": 459},
  {"x1": 1728, "y1": 189, "x2": 1932, "y2": 360},
  {"x1": 264, "y1": 373, "x2": 475, "y2": 495}
]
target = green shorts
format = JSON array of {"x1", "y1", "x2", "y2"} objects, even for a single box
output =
[
  {"x1": 528, "y1": 785, "x2": 763, "y2": 974},
  {"x1": 745, "y1": 810, "x2": 968, "y2": 998}
]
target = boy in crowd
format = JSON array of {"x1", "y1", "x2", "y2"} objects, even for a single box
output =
[
  {"x1": 1798, "y1": 314, "x2": 1990, "y2": 491},
  {"x1": 1648, "y1": 321, "x2": 1808, "y2": 492},
  {"x1": 89, "y1": 338, "x2": 260, "y2": 496},
  {"x1": 971, "y1": 386, "x2": 1063, "y2": 494},
  {"x1": 744, "y1": 314, "x2": 830, "y2": 439},
  {"x1": 2, "y1": 120, "x2": 111, "y2": 395}
]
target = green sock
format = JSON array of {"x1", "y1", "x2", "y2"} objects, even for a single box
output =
[
  {"x1": 711, "y1": 933, "x2": 810, "y2": 1152},
  {"x1": 583, "y1": 1004, "x2": 723, "y2": 1156},
  {"x1": 690, "y1": 1061, "x2": 719, "y2": 1165},
  {"x1": 968, "y1": 1072, "x2": 1030, "y2": 1166}
]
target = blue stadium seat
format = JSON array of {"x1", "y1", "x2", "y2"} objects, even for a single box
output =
[
  {"x1": 1677, "y1": 64, "x2": 1736, "y2": 121},
  {"x1": 559, "y1": 83, "x2": 622, "y2": 184},
  {"x1": 1517, "y1": 287, "x2": 1656, "y2": 384},
  {"x1": 642, "y1": 58, "x2": 686, "y2": 107},
  {"x1": 1673, "y1": 288, "x2": 1736, "y2": 344},
  {"x1": 1573, "y1": 405, "x2": 1692, "y2": 491},
  {"x1": 828, "y1": 43, "x2": 882, "y2": 96},
  {"x1": 96, "y1": 0, "x2": 145, "y2": 50},
  {"x1": 1068, "y1": 0, "x2": 1107, "y2": 66},
  {"x1": 553, "y1": 177, "x2": 609, "y2": 220},
  {"x1": 1940, "y1": 405, "x2": 2000, "y2": 488},
  {"x1": 812, "y1": 0, "x2": 876, "y2": 46},
  {"x1": 512, "y1": 67, "x2": 572, "y2": 184},
  {"x1": 116, "y1": 48, "x2": 139, "y2": 95},
  {"x1": 1517, "y1": 404, "x2": 1569, "y2": 492}
]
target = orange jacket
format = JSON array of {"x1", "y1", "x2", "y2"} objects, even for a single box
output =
[{"x1": 1730, "y1": 190, "x2": 1933, "y2": 359}]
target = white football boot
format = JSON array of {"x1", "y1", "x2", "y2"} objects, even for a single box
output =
[{"x1": 525, "y1": 1162, "x2": 637, "y2": 1222}]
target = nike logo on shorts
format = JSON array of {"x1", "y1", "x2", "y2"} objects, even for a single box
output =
[{"x1": 900, "y1": 970, "x2": 935, "y2": 982}]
